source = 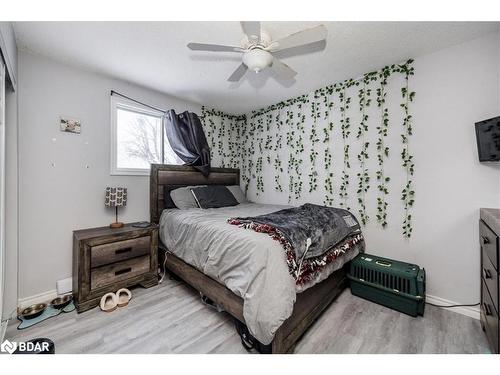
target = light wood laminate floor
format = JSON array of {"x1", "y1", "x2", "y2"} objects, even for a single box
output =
[{"x1": 6, "y1": 278, "x2": 490, "y2": 354}]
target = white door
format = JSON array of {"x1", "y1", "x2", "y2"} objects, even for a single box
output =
[{"x1": 0, "y1": 59, "x2": 5, "y2": 324}]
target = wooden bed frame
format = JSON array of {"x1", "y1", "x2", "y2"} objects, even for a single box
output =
[{"x1": 150, "y1": 164, "x2": 348, "y2": 353}]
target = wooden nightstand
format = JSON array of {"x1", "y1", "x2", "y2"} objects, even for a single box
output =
[{"x1": 73, "y1": 223, "x2": 159, "y2": 313}]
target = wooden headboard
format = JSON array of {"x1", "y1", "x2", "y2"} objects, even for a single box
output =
[{"x1": 150, "y1": 164, "x2": 240, "y2": 223}]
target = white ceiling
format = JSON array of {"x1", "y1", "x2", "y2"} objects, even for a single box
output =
[{"x1": 13, "y1": 21, "x2": 499, "y2": 114}]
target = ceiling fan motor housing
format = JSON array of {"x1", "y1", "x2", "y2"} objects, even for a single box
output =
[{"x1": 241, "y1": 30, "x2": 272, "y2": 49}]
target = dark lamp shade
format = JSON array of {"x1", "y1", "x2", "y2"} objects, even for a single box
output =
[{"x1": 105, "y1": 187, "x2": 127, "y2": 207}]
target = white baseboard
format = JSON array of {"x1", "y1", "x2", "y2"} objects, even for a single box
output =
[
  {"x1": 426, "y1": 294, "x2": 480, "y2": 320},
  {"x1": 18, "y1": 289, "x2": 58, "y2": 310}
]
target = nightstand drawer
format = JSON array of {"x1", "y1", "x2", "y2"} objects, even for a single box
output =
[
  {"x1": 91, "y1": 236, "x2": 150, "y2": 268},
  {"x1": 91, "y1": 256, "x2": 150, "y2": 290}
]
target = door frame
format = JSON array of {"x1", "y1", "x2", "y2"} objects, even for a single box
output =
[{"x1": 0, "y1": 57, "x2": 6, "y2": 339}]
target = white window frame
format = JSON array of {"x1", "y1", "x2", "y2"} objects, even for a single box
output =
[{"x1": 110, "y1": 95, "x2": 166, "y2": 176}]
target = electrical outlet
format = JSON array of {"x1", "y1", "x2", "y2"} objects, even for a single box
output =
[{"x1": 56, "y1": 277, "x2": 72, "y2": 295}]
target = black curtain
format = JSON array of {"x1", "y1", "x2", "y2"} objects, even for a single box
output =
[{"x1": 164, "y1": 110, "x2": 211, "y2": 176}]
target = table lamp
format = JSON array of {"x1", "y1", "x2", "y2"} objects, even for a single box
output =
[{"x1": 105, "y1": 187, "x2": 127, "y2": 228}]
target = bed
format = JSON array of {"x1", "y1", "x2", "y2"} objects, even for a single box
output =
[{"x1": 150, "y1": 164, "x2": 361, "y2": 353}]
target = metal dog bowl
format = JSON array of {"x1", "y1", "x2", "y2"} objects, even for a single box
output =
[
  {"x1": 20, "y1": 303, "x2": 47, "y2": 320},
  {"x1": 50, "y1": 295, "x2": 73, "y2": 310}
]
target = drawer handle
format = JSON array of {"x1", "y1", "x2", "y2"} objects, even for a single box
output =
[
  {"x1": 115, "y1": 267, "x2": 132, "y2": 276},
  {"x1": 115, "y1": 247, "x2": 132, "y2": 255},
  {"x1": 482, "y1": 236, "x2": 490, "y2": 245},
  {"x1": 483, "y1": 268, "x2": 492, "y2": 279}
]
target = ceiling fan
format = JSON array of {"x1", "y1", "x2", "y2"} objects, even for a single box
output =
[{"x1": 187, "y1": 22, "x2": 328, "y2": 82}]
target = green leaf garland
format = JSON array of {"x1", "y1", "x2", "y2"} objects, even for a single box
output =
[{"x1": 201, "y1": 59, "x2": 415, "y2": 238}]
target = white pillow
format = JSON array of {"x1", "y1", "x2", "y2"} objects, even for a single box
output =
[
  {"x1": 170, "y1": 185, "x2": 205, "y2": 209},
  {"x1": 227, "y1": 185, "x2": 248, "y2": 204}
]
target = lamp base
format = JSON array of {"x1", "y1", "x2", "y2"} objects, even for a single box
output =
[{"x1": 110, "y1": 222, "x2": 124, "y2": 229}]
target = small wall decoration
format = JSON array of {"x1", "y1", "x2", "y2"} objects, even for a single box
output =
[{"x1": 60, "y1": 117, "x2": 81, "y2": 134}]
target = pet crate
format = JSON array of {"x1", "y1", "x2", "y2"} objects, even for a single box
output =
[{"x1": 348, "y1": 253, "x2": 426, "y2": 317}]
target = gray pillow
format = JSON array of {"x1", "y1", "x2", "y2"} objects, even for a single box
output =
[
  {"x1": 227, "y1": 185, "x2": 248, "y2": 204},
  {"x1": 191, "y1": 186, "x2": 239, "y2": 209},
  {"x1": 170, "y1": 186, "x2": 205, "y2": 209}
]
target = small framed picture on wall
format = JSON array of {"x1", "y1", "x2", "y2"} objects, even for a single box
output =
[{"x1": 60, "y1": 117, "x2": 81, "y2": 134}]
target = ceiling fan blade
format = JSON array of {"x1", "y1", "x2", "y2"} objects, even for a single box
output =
[
  {"x1": 187, "y1": 43, "x2": 243, "y2": 52},
  {"x1": 270, "y1": 24, "x2": 327, "y2": 52},
  {"x1": 271, "y1": 58, "x2": 297, "y2": 80},
  {"x1": 273, "y1": 40, "x2": 327, "y2": 59},
  {"x1": 228, "y1": 63, "x2": 249, "y2": 82},
  {"x1": 241, "y1": 21, "x2": 261, "y2": 41}
]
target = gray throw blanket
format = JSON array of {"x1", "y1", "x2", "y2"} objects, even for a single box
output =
[{"x1": 229, "y1": 203, "x2": 361, "y2": 261}]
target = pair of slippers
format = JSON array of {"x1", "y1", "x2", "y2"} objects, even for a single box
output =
[{"x1": 99, "y1": 288, "x2": 132, "y2": 312}]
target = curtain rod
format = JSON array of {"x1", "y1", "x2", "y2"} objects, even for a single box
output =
[{"x1": 110, "y1": 90, "x2": 167, "y2": 113}]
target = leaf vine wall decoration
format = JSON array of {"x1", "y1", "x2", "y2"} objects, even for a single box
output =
[
  {"x1": 218, "y1": 117, "x2": 226, "y2": 167},
  {"x1": 322, "y1": 87, "x2": 335, "y2": 206},
  {"x1": 375, "y1": 66, "x2": 391, "y2": 228},
  {"x1": 272, "y1": 109, "x2": 283, "y2": 192},
  {"x1": 240, "y1": 141, "x2": 250, "y2": 190},
  {"x1": 324, "y1": 147, "x2": 334, "y2": 206},
  {"x1": 338, "y1": 82, "x2": 353, "y2": 210},
  {"x1": 289, "y1": 103, "x2": 305, "y2": 201},
  {"x1": 308, "y1": 91, "x2": 321, "y2": 193},
  {"x1": 285, "y1": 109, "x2": 296, "y2": 198},
  {"x1": 201, "y1": 106, "x2": 246, "y2": 169},
  {"x1": 356, "y1": 72, "x2": 376, "y2": 225},
  {"x1": 242, "y1": 116, "x2": 256, "y2": 193},
  {"x1": 399, "y1": 60, "x2": 416, "y2": 237},
  {"x1": 256, "y1": 116, "x2": 264, "y2": 195},
  {"x1": 201, "y1": 59, "x2": 416, "y2": 238}
]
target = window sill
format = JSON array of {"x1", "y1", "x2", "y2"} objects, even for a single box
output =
[{"x1": 110, "y1": 169, "x2": 150, "y2": 177}]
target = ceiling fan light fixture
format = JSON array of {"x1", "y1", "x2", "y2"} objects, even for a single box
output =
[{"x1": 242, "y1": 49, "x2": 273, "y2": 73}]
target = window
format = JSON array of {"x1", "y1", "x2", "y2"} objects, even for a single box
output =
[{"x1": 110, "y1": 95, "x2": 183, "y2": 175}]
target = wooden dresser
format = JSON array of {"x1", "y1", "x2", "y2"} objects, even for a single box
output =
[
  {"x1": 73, "y1": 223, "x2": 158, "y2": 312},
  {"x1": 480, "y1": 208, "x2": 500, "y2": 354}
]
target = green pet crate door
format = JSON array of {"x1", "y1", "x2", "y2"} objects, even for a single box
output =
[{"x1": 348, "y1": 254, "x2": 426, "y2": 317}]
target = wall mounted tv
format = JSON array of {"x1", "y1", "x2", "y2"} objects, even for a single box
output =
[{"x1": 475, "y1": 116, "x2": 500, "y2": 162}]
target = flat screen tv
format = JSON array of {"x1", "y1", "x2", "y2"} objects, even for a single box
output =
[{"x1": 475, "y1": 116, "x2": 500, "y2": 162}]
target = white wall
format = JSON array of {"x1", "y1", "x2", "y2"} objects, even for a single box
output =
[
  {"x1": 17, "y1": 51, "x2": 200, "y2": 300},
  {"x1": 404, "y1": 32, "x2": 500, "y2": 305},
  {"x1": 242, "y1": 32, "x2": 500, "y2": 306}
]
